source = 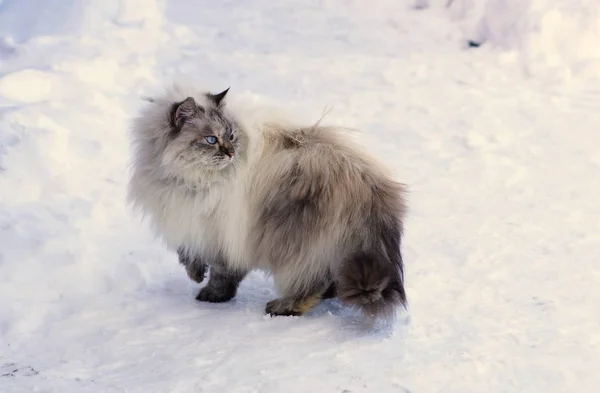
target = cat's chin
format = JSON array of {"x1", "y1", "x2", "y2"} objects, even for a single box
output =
[
  {"x1": 209, "y1": 159, "x2": 234, "y2": 171},
  {"x1": 169, "y1": 159, "x2": 234, "y2": 185}
]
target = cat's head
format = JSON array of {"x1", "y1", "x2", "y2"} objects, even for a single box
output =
[{"x1": 160, "y1": 88, "x2": 244, "y2": 178}]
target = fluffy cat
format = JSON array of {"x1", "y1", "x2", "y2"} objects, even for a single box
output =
[{"x1": 127, "y1": 83, "x2": 407, "y2": 319}]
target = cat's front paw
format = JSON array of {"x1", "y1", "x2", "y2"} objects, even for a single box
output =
[
  {"x1": 196, "y1": 286, "x2": 236, "y2": 303},
  {"x1": 185, "y1": 262, "x2": 208, "y2": 283}
]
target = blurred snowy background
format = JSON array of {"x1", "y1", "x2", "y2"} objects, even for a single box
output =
[{"x1": 1, "y1": 1, "x2": 599, "y2": 392}]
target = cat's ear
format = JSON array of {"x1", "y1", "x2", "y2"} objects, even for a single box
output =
[
  {"x1": 206, "y1": 87, "x2": 230, "y2": 107},
  {"x1": 173, "y1": 97, "x2": 199, "y2": 125}
]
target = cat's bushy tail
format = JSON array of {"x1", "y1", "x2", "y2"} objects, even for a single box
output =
[{"x1": 336, "y1": 224, "x2": 407, "y2": 319}]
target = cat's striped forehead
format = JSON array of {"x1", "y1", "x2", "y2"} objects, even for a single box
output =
[{"x1": 189, "y1": 108, "x2": 235, "y2": 137}]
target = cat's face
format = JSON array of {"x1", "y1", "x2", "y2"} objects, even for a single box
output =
[{"x1": 161, "y1": 89, "x2": 243, "y2": 177}]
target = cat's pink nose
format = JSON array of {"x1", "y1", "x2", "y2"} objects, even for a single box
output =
[{"x1": 220, "y1": 146, "x2": 235, "y2": 157}]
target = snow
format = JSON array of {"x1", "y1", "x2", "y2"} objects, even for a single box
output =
[
  {"x1": 442, "y1": 0, "x2": 600, "y2": 80},
  {"x1": 1, "y1": 0, "x2": 600, "y2": 392}
]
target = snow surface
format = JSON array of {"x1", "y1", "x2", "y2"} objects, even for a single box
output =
[
  {"x1": 1, "y1": 0, "x2": 600, "y2": 392},
  {"x1": 444, "y1": 0, "x2": 600, "y2": 81}
]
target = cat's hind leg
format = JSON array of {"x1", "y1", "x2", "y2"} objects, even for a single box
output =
[{"x1": 265, "y1": 280, "x2": 331, "y2": 316}]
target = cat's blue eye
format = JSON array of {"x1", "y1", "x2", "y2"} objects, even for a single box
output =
[{"x1": 205, "y1": 136, "x2": 218, "y2": 145}]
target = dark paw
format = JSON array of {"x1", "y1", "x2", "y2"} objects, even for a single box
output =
[
  {"x1": 265, "y1": 299, "x2": 301, "y2": 316},
  {"x1": 185, "y1": 262, "x2": 208, "y2": 284},
  {"x1": 196, "y1": 286, "x2": 235, "y2": 303}
]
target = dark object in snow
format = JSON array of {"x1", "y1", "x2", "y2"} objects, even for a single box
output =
[
  {"x1": 468, "y1": 40, "x2": 481, "y2": 48},
  {"x1": 0, "y1": 362, "x2": 39, "y2": 378}
]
